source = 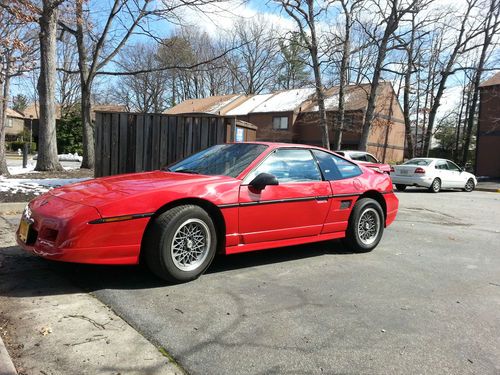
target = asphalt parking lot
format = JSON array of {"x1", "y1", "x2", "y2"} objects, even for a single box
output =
[{"x1": 2, "y1": 190, "x2": 500, "y2": 374}]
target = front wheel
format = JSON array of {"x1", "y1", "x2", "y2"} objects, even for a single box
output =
[
  {"x1": 144, "y1": 205, "x2": 217, "y2": 283},
  {"x1": 463, "y1": 178, "x2": 475, "y2": 192},
  {"x1": 429, "y1": 178, "x2": 441, "y2": 193},
  {"x1": 344, "y1": 198, "x2": 384, "y2": 253}
]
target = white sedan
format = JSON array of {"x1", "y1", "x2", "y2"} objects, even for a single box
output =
[{"x1": 391, "y1": 158, "x2": 477, "y2": 193}]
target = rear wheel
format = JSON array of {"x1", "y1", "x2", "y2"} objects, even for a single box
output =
[
  {"x1": 344, "y1": 198, "x2": 384, "y2": 253},
  {"x1": 463, "y1": 178, "x2": 475, "y2": 192},
  {"x1": 144, "y1": 205, "x2": 217, "y2": 283},
  {"x1": 395, "y1": 184, "x2": 407, "y2": 191},
  {"x1": 429, "y1": 178, "x2": 441, "y2": 193}
]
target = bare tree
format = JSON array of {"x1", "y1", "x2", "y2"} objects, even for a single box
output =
[
  {"x1": 331, "y1": 0, "x2": 364, "y2": 150},
  {"x1": 461, "y1": 0, "x2": 500, "y2": 165},
  {"x1": 115, "y1": 43, "x2": 169, "y2": 113},
  {"x1": 277, "y1": 0, "x2": 330, "y2": 149},
  {"x1": 1, "y1": 1, "x2": 63, "y2": 172},
  {"x1": 57, "y1": 30, "x2": 80, "y2": 117},
  {"x1": 422, "y1": 0, "x2": 484, "y2": 155},
  {"x1": 224, "y1": 17, "x2": 279, "y2": 95},
  {"x1": 0, "y1": 10, "x2": 35, "y2": 175},
  {"x1": 357, "y1": 0, "x2": 423, "y2": 151},
  {"x1": 57, "y1": 0, "x2": 154, "y2": 169},
  {"x1": 36, "y1": 0, "x2": 65, "y2": 171}
]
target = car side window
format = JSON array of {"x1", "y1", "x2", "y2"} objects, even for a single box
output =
[
  {"x1": 447, "y1": 161, "x2": 461, "y2": 171},
  {"x1": 312, "y1": 150, "x2": 362, "y2": 180},
  {"x1": 366, "y1": 154, "x2": 378, "y2": 163},
  {"x1": 245, "y1": 149, "x2": 322, "y2": 183},
  {"x1": 435, "y1": 161, "x2": 448, "y2": 170}
]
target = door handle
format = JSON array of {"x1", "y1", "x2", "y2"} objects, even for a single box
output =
[{"x1": 315, "y1": 196, "x2": 329, "y2": 202}]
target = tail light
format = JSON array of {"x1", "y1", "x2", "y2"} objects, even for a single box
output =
[
  {"x1": 414, "y1": 167, "x2": 425, "y2": 174},
  {"x1": 390, "y1": 166, "x2": 395, "y2": 172}
]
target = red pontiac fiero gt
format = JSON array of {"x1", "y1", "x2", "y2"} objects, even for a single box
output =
[{"x1": 17, "y1": 142, "x2": 398, "y2": 282}]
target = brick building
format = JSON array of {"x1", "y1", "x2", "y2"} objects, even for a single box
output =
[
  {"x1": 167, "y1": 83, "x2": 406, "y2": 163},
  {"x1": 4, "y1": 109, "x2": 25, "y2": 137},
  {"x1": 476, "y1": 72, "x2": 500, "y2": 178}
]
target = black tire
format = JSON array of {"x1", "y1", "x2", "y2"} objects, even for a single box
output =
[
  {"x1": 429, "y1": 178, "x2": 441, "y2": 193},
  {"x1": 463, "y1": 178, "x2": 475, "y2": 192},
  {"x1": 344, "y1": 198, "x2": 384, "y2": 253},
  {"x1": 143, "y1": 205, "x2": 217, "y2": 283},
  {"x1": 395, "y1": 184, "x2": 407, "y2": 192}
]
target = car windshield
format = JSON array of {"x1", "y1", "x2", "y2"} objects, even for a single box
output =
[
  {"x1": 166, "y1": 143, "x2": 268, "y2": 178},
  {"x1": 403, "y1": 158, "x2": 432, "y2": 166}
]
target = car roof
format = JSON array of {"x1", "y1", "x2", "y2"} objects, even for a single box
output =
[{"x1": 233, "y1": 141, "x2": 328, "y2": 151}]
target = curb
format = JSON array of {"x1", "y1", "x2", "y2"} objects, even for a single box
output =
[
  {"x1": 0, "y1": 335, "x2": 17, "y2": 375},
  {"x1": 0, "y1": 203, "x2": 27, "y2": 215},
  {"x1": 475, "y1": 187, "x2": 500, "y2": 193}
]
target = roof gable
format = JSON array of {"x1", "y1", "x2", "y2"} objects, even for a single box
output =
[
  {"x1": 480, "y1": 72, "x2": 500, "y2": 87},
  {"x1": 165, "y1": 94, "x2": 242, "y2": 115}
]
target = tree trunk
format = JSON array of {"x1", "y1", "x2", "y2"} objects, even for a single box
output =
[
  {"x1": 0, "y1": 76, "x2": 10, "y2": 176},
  {"x1": 423, "y1": 2, "x2": 476, "y2": 156},
  {"x1": 454, "y1": 84, "x2": 468, "y2": 158},
  {"x1": 76, "y1": 1, "x2": 95, "y2": 169},
  {"x1": 332, "y1": 7, "x2": 351, "y2": 150},
  {"x1": 311, "y1": 52, "x2": 330, "y2": 149},
  {"x1": 35, "y1": 1, "x2": 63, "y2": 172},
  {"x1": 80, "y1": 84, "x2": 95, "y2": 168},
  {"x1": 308, "y1": 2, "x2": 329, "y2": 149},
  {"x1": 359, "y1": 10, "x2": 397, "y2": 152},
  {"x1": 403, "y1": 20, "x2": 415, "y2": 159},
  {"x1": 359, "y1": 40, "x2": 387, "y2": 151},
  {"x1": 461, "y1": 0, "x2": 498, "y2": 166}
]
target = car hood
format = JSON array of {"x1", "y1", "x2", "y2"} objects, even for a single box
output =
[{"x1": 49, "y1": 171, "x2": 234, "y2": 206}]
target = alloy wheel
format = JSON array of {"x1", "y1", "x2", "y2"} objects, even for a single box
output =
[
  {"x1": 171, "y1": 218, "x2": 211, "y2": 271},
  {"x1": 357, "y1": 208, "x2": 381, "y2": 246}
]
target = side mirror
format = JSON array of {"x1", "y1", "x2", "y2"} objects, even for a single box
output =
[{"x1": 249, "y1": 173, "x2": 278, "y2": 191}]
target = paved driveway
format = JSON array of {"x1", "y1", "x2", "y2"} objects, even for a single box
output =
[{"x1": 49, "y1": 190, "x2": 500, "y2": 375}]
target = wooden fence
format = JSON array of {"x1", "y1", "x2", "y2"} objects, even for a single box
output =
[{"x1": 94, "y1": 112, "x2": 231, "y2": 177}]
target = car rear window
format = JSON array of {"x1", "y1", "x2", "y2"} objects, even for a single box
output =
[
  {"x1": 403, "y1": 158, "x2": 432, "y2": 166},
  {"x1": 312, "y1": 150, "x2": 362, "y2": 180}
]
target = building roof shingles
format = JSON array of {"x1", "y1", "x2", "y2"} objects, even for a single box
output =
[{"x1": 479, "y1": 72, "x2": 500, "y2": 88}]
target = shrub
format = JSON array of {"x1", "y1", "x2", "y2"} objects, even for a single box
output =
[
  {"x1": 57, "y1": 115, "x2": 83, "y2": 154},
  {"x1": 7, "y1": 141, "x2": 36, "y2": 152}
]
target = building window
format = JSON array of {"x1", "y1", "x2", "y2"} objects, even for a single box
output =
[
  {"x1": 272, "y1": 116, "x2": 288, "y2": 130},
  {"x1": 6, "y1": 118, "x2": 13, "y2": 128}
]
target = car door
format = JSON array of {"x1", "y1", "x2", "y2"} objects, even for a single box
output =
[
  {"x1": 238, "y1": 148, "x2": 332, "y2": 244},
  {"x1": 434, "y1": 160, "x2": 452, "y2": 188},
  {"x1": 312, "y1": 150, "x2": 363, "y2": 234},
  {"x1": 446, "y1": 161, "x2": 465, "y2": 188}
]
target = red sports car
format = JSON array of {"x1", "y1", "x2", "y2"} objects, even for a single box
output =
[{"x1": 17, "y1": 142, "x2": 398, "y2": 282}]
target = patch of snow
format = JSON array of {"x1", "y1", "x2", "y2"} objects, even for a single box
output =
[
  {"x1": 7, "y1": 159, "x2": 81, "y2": 175},
  {"x1": 0, "y1": 176, "x2": 90, "y2": 196},
  {"x1": 251, "y1": 88, "x2": 316, "y2": 113},
  {"x1": 8, "y1": 161, "x2": 39, "y2": 176},
  {"x1": 226, "y1": 94, "x2": 275, "y2": 116},
  {"x1": 32, "y1": 153, "x2": 83, "y2": 162},
  {"x1": 207, "y1": 95, "x2": 243, "y2": 114}
]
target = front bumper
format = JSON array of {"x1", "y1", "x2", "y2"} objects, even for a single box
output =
[{"x1": 16, "y1": 194, "x2": 145, "y2": 265}]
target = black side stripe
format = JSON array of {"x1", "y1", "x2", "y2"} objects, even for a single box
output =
[
  {"x1": 217, "y1": 192, "x2": 372, "y2": 208},
  {"x1": 89, "y1": 213, "x2": 154, "y2": 224}
]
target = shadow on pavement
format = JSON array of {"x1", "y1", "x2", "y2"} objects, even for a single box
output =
[{"x1": 0, "y1": 239, "x2": 352, "y2": 298}]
